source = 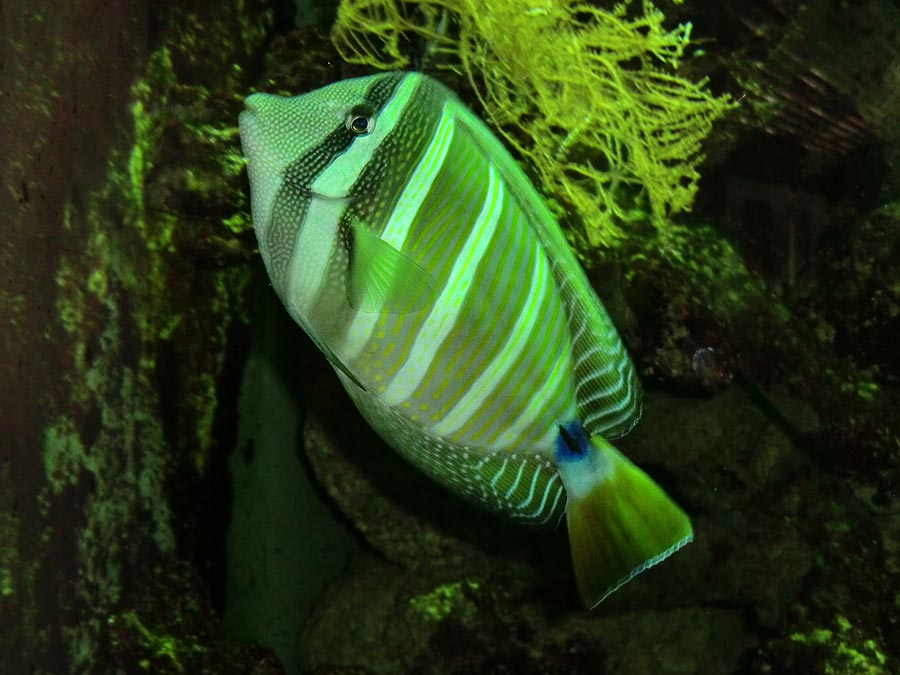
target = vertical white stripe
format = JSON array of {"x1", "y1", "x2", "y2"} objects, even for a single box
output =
[
  {"x1": 381, "y1": 110, "x2": 455, "y2": 244},
  {"x1": 530, "y1": 472, "x2": 558, "y2": 515},
  {"x1": 340, "y1": 109, "x2": 457, "y2": 361},
  {"x1": 538, "y1": 478, "x2": 565, "y2": 523},
  {"x1": 430, "y1": 242, "x2": 547, "y2": 435},
  {"x1": 490, "y1": 458, "x2": 509, "y2": 489},
  {"x1": 517, "y1": 465, "x2": 542, "y2": 508},
  {"x1": 380, "y1": 166, "x2": 504, "y2": 405},
  {"x1": 286, "y1": 197, "x2": 344, "y2": 314},
  {"x1": 492, "y1": 353, "x2": 574, "y2": 448},
  {"x1": 286, "y1": 75, "x2": 419, "y2": 315},
  {"x1": 504, "y1": 460, "x2": 528, "y2": 499},
  {"x1": 310, "y1": 76, "x2": 419, "y2": 198}
]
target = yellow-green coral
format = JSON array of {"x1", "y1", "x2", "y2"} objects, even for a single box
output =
[
  {"x1": 108, "y1": 611, "x2": 207, "y2": 672},
  {"x1": 332, "y1": 0, "x2": 735, "y2": 247},
  {"x1": 790, "y1": 614, "x2": 889, "y2": 675},
  {"x1": 409, "y1": 580, "x2": 480, "y2": 622}
]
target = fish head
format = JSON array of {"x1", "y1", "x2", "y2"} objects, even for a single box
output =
[
  {"x1": 239, "y1": 72, "x2": 448, "y2": 296},
  {"x1": 239, "y1": 74, "x2": 380, "y2": 237}
]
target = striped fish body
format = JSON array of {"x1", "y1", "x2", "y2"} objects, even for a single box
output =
[{"x1": 240, "y1": 72, "x2": 692, "y2": 607}]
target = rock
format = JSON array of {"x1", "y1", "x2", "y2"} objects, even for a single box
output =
[{"x1": 296, "y1": 551, "x2": 754, "y2": 675}]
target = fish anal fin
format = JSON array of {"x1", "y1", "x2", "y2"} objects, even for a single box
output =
[{"x1": 472, "y1": 451, "x2": 566, "y2": 528}]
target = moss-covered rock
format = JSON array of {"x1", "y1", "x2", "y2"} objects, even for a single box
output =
[{"x1": 0, "y1": 0, "x2": 275, "y2": 671}]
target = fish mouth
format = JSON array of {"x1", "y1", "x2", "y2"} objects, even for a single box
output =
[{"x1": 238, "y1": 102, "x2": 264, "y2": 166}]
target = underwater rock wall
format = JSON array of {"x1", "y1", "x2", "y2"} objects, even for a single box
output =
[
  {"x1": 0, "y1": 0, "x2": 280, "y2": 672},
  {"x1": 1, "y1": 1, "x2": 154, "y2": 670}
]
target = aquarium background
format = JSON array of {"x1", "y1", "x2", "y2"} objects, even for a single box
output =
[{"x1": 0, "y1": 0, "x2": 898, "y2": 673}]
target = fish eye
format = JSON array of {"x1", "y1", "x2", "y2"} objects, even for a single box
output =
[{"x1": 345, "y1": 105, "x2": 375, "y2": 135}]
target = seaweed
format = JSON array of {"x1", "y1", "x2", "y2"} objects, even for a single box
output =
[{"x1": 331, "y1": 0, "x2": 736, "y2": 248}]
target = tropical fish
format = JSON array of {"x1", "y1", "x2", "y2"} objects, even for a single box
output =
[{"x1": 239, "y1": 72, "x2": 692, "y2": 607}]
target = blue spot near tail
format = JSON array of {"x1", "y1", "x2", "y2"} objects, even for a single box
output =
[{"x1": 555, "y1": 421, "x2": 592, "y2": 464}]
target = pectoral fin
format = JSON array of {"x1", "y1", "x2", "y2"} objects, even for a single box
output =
[{"x1": 345, "y1": 218, "x2": 438, "y2": 314}]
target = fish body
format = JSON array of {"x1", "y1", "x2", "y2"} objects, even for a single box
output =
[{"x1": 239, "y1": 72, "x2": 692, "y2": 606}]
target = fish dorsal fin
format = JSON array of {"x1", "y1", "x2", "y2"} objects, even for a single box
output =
[
  {"x1": 560, "y1": 288, "x2": 642, "y2": 438},
  {"x1": 451, "y1": 102, "x2": 642, "y2": 438},
  {"x1": 345, "y1": 217, "x2": 438, "y2": 314}
]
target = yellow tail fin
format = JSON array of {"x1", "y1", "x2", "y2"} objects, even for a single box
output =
[{"x1": 563, "y1": 436, "x2": 693, "y2": 608}]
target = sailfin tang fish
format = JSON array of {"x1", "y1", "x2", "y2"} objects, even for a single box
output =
[{"x1": 239, "y1": 72, "x2": 692, "y2": 607}]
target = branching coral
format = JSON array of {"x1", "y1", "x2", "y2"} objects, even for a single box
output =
[{"x1": 332, "y1": 0, "x2": 735, "y2": 247}]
